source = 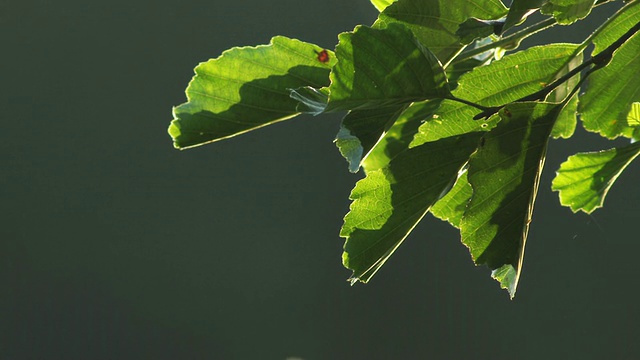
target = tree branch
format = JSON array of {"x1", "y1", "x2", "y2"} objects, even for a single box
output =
[{"x1": 472, "y1": 20, "x2": 640, "y2": 119}]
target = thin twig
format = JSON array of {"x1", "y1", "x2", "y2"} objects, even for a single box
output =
[{"x1": 471, "y1": 20, "x2": 640, "y2": 119}]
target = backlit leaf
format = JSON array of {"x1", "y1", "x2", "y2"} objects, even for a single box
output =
[
  {"x1": 342, "y1": 132, "x2": 482, "y2": 283},
  {"x1": 460, "y1": 103, "x2": 561, "y2": 298},
  {"x1": 548, "y1": 51, "x2": 582, "y2": 139},
  {"x1": 580, "y1": 31, "x2": 640, "y2": 139},
  {"x1": 628, "y1": 102, "x2": 640, "y2": 127},
  {"x1": 591, "y1": 0, "x2": 640, "y2": 55},
  {"x1": 413, "y1": 44, "x2": 581, "y2": 145},
  {"x1": 334, "y1": 105, "x2": 408, "y2": 173},
  {"x1": 169, "y1": 37, "x2": 335, "y2": 149},
  {"x1": 374, "y1": 0, "x2": 507, "y2": 65},
  {"x1": 503, "y1": 0, "x2": 547, "y2": 32},
  {"x1": 362, "y1": 100, "x2": 443, "y2": 172},
  {"x1": 552, "y1": 142, "x2": 640, "y2": 213},
  {"x1": 430, "y1": 169, "x2": 472, "y2": 228},
  {"x1": 540, "y1": 0, "x2": 596, "y2": 25},
  {"x1": 369, "y1": 0, "x2": 396, "y2": 12},
  {"x1": 327, "y1": 24, "x2": 450, "y2": 112}
]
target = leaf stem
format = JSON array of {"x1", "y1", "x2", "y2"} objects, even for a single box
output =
[{"x1": 444, "y1": 95, "x2": 493, "y2": 112}]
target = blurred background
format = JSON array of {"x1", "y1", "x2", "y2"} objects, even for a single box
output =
[{"x1": 2, "y1": 0, "x2": 639, "y2": 358}]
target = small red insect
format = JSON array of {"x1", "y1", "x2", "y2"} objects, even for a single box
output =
[{"x1": 316, "y1": 49, "x2": 330, "y2": 63}]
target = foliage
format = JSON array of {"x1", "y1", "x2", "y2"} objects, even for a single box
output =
[{"x1": 168, "y1": 0, "x2": 640, "y2": 298}]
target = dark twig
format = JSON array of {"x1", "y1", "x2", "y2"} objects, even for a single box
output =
[{"x1": 471, "y1": 20, "x2": 640, "y2": 119}]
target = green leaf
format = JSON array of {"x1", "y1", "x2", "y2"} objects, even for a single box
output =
[
  {"x1": 456, "y1": 18, "x2": 504, "y2": 44},
  {"x1": 334, "y1": 105, "x2": 408, "y2": 173},
  {"x1": 503, "y1": 0, "x2": 547, "y2": 32},
  {"x1": 591, "y1": 0, "x2": 640, "y2": 56},
  {"x1": 540, "y1": 0, "x2": 596, "y2": 25},
  {"x1": 374, "y1": 0, "x2": 508, "y2": 65},
  {"x1": 168, "y1": 37, "x2": 334, "y2": 149},
  {"x1": 628, "y1": 102, "x2": 640, "y2": 127},
  {"x1": 548, "y1": 51, "x2": 582, "y2": 139},
  {"x1": 430, "y1": 169, "x2": 472, "y2": 228},
  {"x1": 460, "y1": 103, "x2": 561, "y2": 298},
  {"x1": 410, "y1": 100, "x2": 499, "y2": 146},
  {"x1": 327, "y1": 24, "x2": 450, "y2": 112},
  {"x1": 413, "y1": 44, "x2": 581, "y2": 145},
  {"x1": 552, "y1": 142, "x2": 640, "y2": 213},
  {"x1": 342, "y1": 132, "x2": 482, "y2": 283},
  {"x1": 452, "y1": 44, "x2": 580, "y2": 106},
  {"x1": 361, "y1": 100, "x2": 443, "y2": 172},
  {"x1": 579, "y1": 31, "x2": 640, "y2": 139},
  {"x1": 370, "y1": 0, "x2": 396, "y2": 12},
  {"x1": 551, "y1": 93, "x2": 578, "y2": 139},
  {"x1": 446, "y1": 57, "x2": 486, "y2": 90}
]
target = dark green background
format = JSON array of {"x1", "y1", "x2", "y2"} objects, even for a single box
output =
[{"x1": 2, "y1": 1, "x2": 639, "y2": 358}]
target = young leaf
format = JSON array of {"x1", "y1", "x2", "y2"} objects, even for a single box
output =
[
  {"x1": 342, "y1": 132, "x2": 482, "y2": 284},
  {"x1": 327, "y1": 24, "x2": 450, "y2": 112},
  {"x1": 579, "y1": 31, "x2": 640, "y2": 139},
  {"x1": 552, "y1": 142, "x2": 640, "y2": 213},
  {"x1": 540, "y1": 0, "x2": 596, "y2": 25},
  {"x1": 460, "y1": 103, "x2": 561, "y2": 298},
  {"x1": 168, "y1": 37, "x2": 335, "y2": 149},
  {"x1": 374, "y1": 0, "x2": 508, "y2": 65}
]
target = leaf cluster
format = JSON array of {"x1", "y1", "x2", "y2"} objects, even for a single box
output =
[{"x1": 168, "y1": 0, "x2": 640, "y2": 297}]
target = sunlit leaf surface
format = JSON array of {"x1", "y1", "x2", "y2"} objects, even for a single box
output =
[
  {"x1": 552, "y1": 142, "x2": 640, "y2": 213},
  {"x1": 628, "y1": 102, "x2": 640, "y2": 127},
  {"x1": 413, "y1": 44, "x2": 581, "y2": 145},
  {"x1": 334, "y1": 105, "x2": 408, "y2": 173},
  {"x1": 580, "y1": 31, "x2": 640, "y2": 139},
  {"x1": 369, "y1": 0, "x2": 396, "y2": 12},
  {"x1": 430, "y1": 170, "x2": 472, "y2": 228},
  {"x1": 361, "y1": 100, "x2": 443, "y2": 173},
  {"x1": 374, "y1": 0, "x2": 507, "y2": 65},
  {"x1": 327, "y1": 24, "x2": 450, "y2": 112},
  {"x1": 342, "y1": 132, "x2": 482, "y2": 283},
  {"x1": 460, "y1": 103, "x2": 561, "y2": 298},
  {"x1": 591, "y1": 0, "x2": 640, "y2": 55},
  {"x1": 548, "y1": 52, "x2": 582, "y2": 139},
  {"x1": 541, "y1": 0, "x2": 596, "y2": 25},
  {"x1": 169, "y1": 37, "x2": 334, "y2": 149}
]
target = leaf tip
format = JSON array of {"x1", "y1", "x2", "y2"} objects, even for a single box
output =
[
  {"x1": 347, "y1": 276, "x2": 360, "y2": 286},
  {"x1": 491, "y1": 264, "x2": 519, "y2": 299}
]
